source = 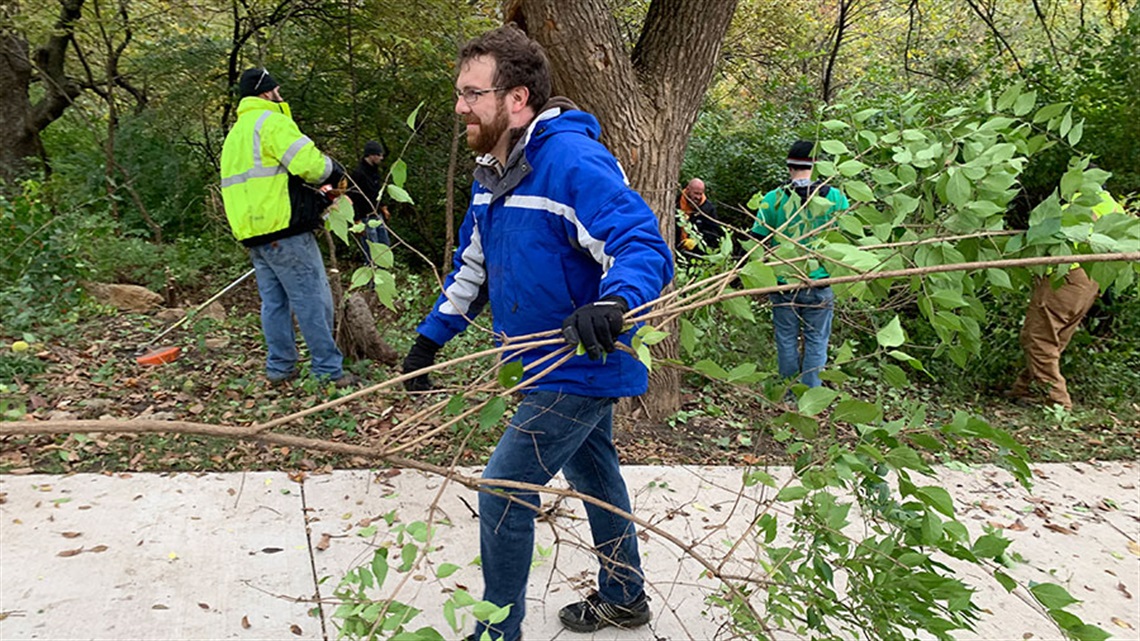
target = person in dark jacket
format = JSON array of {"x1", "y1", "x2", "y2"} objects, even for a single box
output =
[
  {"x1": 399, "y1": 25, "x2": 672, "y2": 641},
  {"x1": 347, "y1": 140, "x2": 390, "y2": 264},
  {"x1": 676, "y1": 178, "x2": 724, "y2": 253}
]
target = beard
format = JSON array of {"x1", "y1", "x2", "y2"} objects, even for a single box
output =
[{"x1": 467, "y1": 98, "x2": 510, "y2": 155}]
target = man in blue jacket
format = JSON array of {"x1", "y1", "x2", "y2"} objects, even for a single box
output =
[{"x1": 400, "y1": 25, "x2": 673, "y2": 641}]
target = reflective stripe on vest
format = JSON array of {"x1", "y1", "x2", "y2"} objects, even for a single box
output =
[{"x1": 220, "y1": 112, "x2": 289, "y2": 188}]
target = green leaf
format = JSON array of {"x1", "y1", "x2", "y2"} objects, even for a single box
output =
[
  {"x1": 820, "y1": 139, "x2": 849, "y2": 154},
  {"x1": 635, "y1": 326, "x2": 669, "y2": 346},
  {"x1": 400, "y1": 543, "x2": 418, "y2": 572},
  {"x1": 497, "y1": 361, "x2": 524, "y2": 388},
  {"x1": 1064, "y1": 624, "x2": 1111, "y2": 641},
  {"x1": 739, "y1": 261, "x2": 776, "y2": 289},
  {"x1": 387, "y1": 184, "x2": 415, "y2": 204},
  {"x1": 844, "y1": 180, "x2": 874, "y2": 202},
  {"x1": 994, "y1": 570, "x2": 1018, "y2": 593},
  {"x1": 986, "y1": 268, "x2": 1012, "y2": 290},
  {"x1": 972, "y1": 533, "x2": 1011, "y2": 559},
  {"x1": 996, "y1": 83, "x2": 1021, "y2": 111},
  {"x1": 373, "y1": 269, "x2": 396, "y2": 310},
  {"x1": 351, "y1": 266, "x2": 374, "y2": 290},
  {"x1": 371, "y1": 549, "x2": 390, "y2": 588},
  {"x1": 821, "y1": 120, "x2": 849, "y2": 131},
  {"x1": 1033, "y1": 102, "x2": 1068, "y2": 123},
  {"x1": 837, "y1": 159, "x2": 869, "y2": 177},
  {"x1": 721, "y1": 296, "x2": 754, "y2": 321},
  {"x1": 693, "y1": 359, "x2": 729, "y2": 381},
  {"x1": 798, "y1": 387, "x2": 839, "y2": 416},
  {"x1": 370, "y1": 243, "x2": 395, "y2": 269},
  {"x1": 881, "y1": 363, "x2": 909, "y2": 388},
  {"x1": 1030, "y1": 583, "x2": 1080, "y2": 610},
  {"x1": 914, "y1": 486, "x2": 955, "y2": 517},
  {"x1": 405, "y1": 101, "x2": 425, "y2": 130},
  {"x1": 1067, "y1": 119, "x2": 1084, "y2": 146},
  {"x1": 679, "y1": 319, "x2": 697, "y2": 355},
  {"x1": 776, "y1": 485, "x2": 809, "y2": 502},
  {"x1": 946, "y1": 169, "x2": 971, "y2": 205},
  {"x1": 436, "y1": 563, "x2": 460, "y2": 579},
  {"x1": 445, "y1": 394, "x2": 465, "y2": 415},
  {"x1": 876, "y1": 315, "x2": 906, "y2": 348},
  {"x1": 1012, "y1": 90, "x2": 1037, "y2": 116},
  {"x1": 391, "y1": 159, "x2": 408, "y2": 188},
  {"x1": 477, "y1": 397, "x2": 507, "y2": 430},
  {"x1": 832, "y1": 399, "x2": 882, "y2": 424}
]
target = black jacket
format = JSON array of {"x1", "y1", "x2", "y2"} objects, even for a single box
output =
[{"x1": 348, "y1": 159, "x2": 382, "y2": 220}]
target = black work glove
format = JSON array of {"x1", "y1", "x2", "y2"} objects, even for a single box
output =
[
  {"x1": 562, "y1": 296, "x2": 629, "y2": 361},
  {"x1": 402, "y1": 334, "x2": 441, "y2": 392},
  {"x1": 323, "y1": 159, "x2": 346, "y2": 188}
]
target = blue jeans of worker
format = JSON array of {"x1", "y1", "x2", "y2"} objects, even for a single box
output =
[
  {"x1": 356, "y1": 214, "x2": 390, "y2": 265},
  {"x1": 769, "y1": 285, "x2": 834, "y2": 389},
  {"x1": 248, "y1": 232, "x2": 343, "y2": 380},
  {"x1": 475, "y1": 391, "x2": 644, "y2": 641}
]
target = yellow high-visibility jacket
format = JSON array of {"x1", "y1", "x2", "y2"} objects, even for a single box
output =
[{"x1": 221, "y1": 97, "x2": 333, "y2": 246}]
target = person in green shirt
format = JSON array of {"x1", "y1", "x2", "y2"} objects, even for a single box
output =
[{"x1": 751, "y1": 140, "x2": 849, "y2": 389}]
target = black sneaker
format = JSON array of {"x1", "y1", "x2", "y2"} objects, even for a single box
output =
[{"x1": 558, "y1": 591, "x2": 651, "y2": 633}]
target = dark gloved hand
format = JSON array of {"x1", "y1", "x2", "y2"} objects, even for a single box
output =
[
  {"x1": 562, "y1": 296, "x2": 629, "y2": 361},
  {"x1": 324, "y1": 159, "x2": 346, "y2": 188},
  {"x1": 402, "y1": 334, "x2": 442, "y2": 392}
]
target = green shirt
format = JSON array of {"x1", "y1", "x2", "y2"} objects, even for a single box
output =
[{"x1": 751, "y1": 182, "x2": 850, "y2": 280}]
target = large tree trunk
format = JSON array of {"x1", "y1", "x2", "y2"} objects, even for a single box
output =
[
  {"x1": 0, "y1": 0, "x2": 85, "y2": 184},
  {"x1": 505, "y1": 0, "x2": 738, "y2": 422}
]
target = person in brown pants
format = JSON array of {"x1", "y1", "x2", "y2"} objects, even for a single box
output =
[{"x1": 1008, "y1": 268, "x2": 1100, "y2": 408}]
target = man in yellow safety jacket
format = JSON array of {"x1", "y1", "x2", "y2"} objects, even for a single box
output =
[{"x1": 221, "y1": 67, "x2": 353, "y2": 386}]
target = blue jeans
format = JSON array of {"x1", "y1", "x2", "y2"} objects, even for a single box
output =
[
  {"x1": 248, "y1": 232, "x2": 343, "y2": 379},
  {"x1": 356, "y1": 214, "x2": 390, "y2": 265},
  {"x1": 476, "y1": 391, "x2": 644, "y2": 641},
  {"x1": 769, "y1": 285, "x2": 834, "y2": 388}
]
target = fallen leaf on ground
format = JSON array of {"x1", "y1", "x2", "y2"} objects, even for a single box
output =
[
  {"x1": 58, "y1": 548, "x2": 83, "y2": 557},
  {"x1": 1112, "y1": 617, "x2": 1133, "y2": 629},
  {"x1": 61, "y1": 532, "x2": 81, "y2": 539},
  {"x1": 1008, "y1": 519, "x2": 1028, "y2": 531},
  {"x1": 1118, "y1": 582, "x2": 1133, "y2": 599},
  {"x1": 290, "y1": 624, "x2": 303, "y2": 635},
  {"x1": 198, "y1": 603, "x2": 209, "y2": 610},
  {"x1": 241, "y1": 616, "x2": 250, "y2": 629},
  {"x1": 316, "y1": 533, "x2": 331, "y2": 551},
  {"x1": 1043, "y1": 523, "x2": 1076, "y2": 535},
  {"x1": 152, "y1": 604, "x2": 169, "y2": 610},
  {"x1": 90, "y1": 545, "x2": 108, "y2": 553},
  {"x1": 1129, "y1": 541, "x2": 1140, "y2": 557}
]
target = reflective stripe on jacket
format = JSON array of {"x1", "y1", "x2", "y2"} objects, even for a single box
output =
[{"x1": 221, "y1": 97, "x2": 333, "y2": 245}]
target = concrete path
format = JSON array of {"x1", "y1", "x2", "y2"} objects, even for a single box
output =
[{"x1": 1, "y1": 462, "x2": 1137, "y2": 641}]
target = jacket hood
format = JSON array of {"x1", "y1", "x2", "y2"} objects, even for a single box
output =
[
  {"x1": 522, "y1": 96, "x2": 600, "y2": 149},
  {"x1": 237, "y1": 96, "x2": 292, "y2": 119}
]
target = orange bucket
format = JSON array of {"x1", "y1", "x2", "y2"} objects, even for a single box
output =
[{"x1": 136, "y1": 346, "x2": 181, "y2": 366}]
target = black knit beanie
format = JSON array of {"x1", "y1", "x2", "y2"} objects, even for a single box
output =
[
  {"x1": 239, "y1": 68, "x2": 279, "y2": 98},
  {"x1": 362, "y1": 140, "x2": 386, "y2": 157},
  {"x1": 787, "y1": 140, "x2": 816, "y2": 169}
]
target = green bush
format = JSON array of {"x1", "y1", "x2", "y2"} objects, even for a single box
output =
[{"x1": 0, "y1": 179, "x2": 94, "y2": 334}]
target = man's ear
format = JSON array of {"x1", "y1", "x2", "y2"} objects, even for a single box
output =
[{"x1": 508, "y1": 86, "x2": 530, "y2": 113}]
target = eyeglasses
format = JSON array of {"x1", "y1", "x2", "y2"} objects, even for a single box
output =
[{"x1": 455, "y1": 86, "x2": 506, "y2": 105}]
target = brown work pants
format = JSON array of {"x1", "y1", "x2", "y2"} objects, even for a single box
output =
[{"x1": 1010, "y1": 268, "x2": 1099, "y2": 408}]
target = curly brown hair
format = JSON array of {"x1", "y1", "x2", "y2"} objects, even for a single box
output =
[{"x1": 459, "y1": 24, "x2": 551, "y2": 110}]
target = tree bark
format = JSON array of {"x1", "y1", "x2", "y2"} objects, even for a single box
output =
[
  {"x1": 0, "y1": 0, "x2": 85, "y2": 184},
  {"x1": 504, "y1": 0, "x2": 738, "y2": 422}
]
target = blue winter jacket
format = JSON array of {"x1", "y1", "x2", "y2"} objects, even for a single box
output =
[{"x1": 416, "y1": 105, "x2": 673, "y2": 397}]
